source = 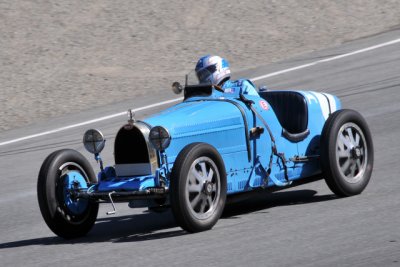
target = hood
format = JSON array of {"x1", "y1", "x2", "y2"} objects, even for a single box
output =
[{"x1": 144, "y1": 99, "x2": 244, "y2": 138}]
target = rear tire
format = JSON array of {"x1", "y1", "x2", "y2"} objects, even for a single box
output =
[
  {"x1": 320, "y1": 109, "x2": 374, "y2": 196},
  {"x1": 170, "y1": 143, "x2": 227, "y2": 232},
  {"x1": 37, "y1": 149, "x2": 99, "y2": 239}
]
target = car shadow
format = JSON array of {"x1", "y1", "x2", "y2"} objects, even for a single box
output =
[
  {"x1": 0, "y1": 189, "x2": 337, "y2": 249},
  {"x1": 223, "y1": 189, "x2": 338, "y2": 217}
]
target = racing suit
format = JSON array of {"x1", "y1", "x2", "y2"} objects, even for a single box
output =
[{"x1": 222, "y1": 79, "x2": 258, "y2": 96}]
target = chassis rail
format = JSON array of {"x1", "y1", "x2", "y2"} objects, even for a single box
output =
[{"x1": 75, "y1": 187, "x2": 168, "y2": 202}]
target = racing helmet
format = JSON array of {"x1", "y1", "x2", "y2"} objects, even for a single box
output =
[{"x1": 195, "y1": 55, "x2": 231, "y2": 85}]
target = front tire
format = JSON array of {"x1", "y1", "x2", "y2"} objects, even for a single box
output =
[
  {"x1": 320, "y1": 109, "x2": 374, "y2": 196},
  {"x1": 170, "y1": 143, "x2": 227, "y2": 232},
  {"x1": 37, "y1": 149, "x2": 99, "y2": 239}
]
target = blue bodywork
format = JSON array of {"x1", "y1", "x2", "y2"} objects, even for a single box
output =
[{"x1": 94, "y1": 87, "x2": 341, "y2": 197}]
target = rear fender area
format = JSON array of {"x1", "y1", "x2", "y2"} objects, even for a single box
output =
[
  {"x1": 298, "y1": 91, "x2": 342, "y2": 153},
  {"x1": 295, "y1": 91, "x2": 342, "y2": 178},
  {"x1": 256, "y1": 90, "x2": 342, "y2": 181}
]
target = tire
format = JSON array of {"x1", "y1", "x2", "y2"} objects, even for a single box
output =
[
  {"x1": 37, "y1": 149, "x2": 99, "y2": 239},
  {"x1": 170, "y1": 143, "x2": 227, "y2": 232},
  {"x1": 320, "y1": 109, "x2": 374, "y2": 196}
]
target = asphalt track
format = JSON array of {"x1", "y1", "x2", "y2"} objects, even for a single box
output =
[{"x1": 1, "y1": 29, "x2": 400, "y2": 266}]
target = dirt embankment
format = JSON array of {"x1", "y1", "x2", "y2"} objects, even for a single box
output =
[{"x1": 1, "y1": 0, "x2": 399, "y2": 132}]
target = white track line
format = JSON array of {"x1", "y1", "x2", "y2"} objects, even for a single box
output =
[
  {"x1": 0, "y1": 98, "x2": 183, "y2": 146},
  {"x1": 1, "y1": 37, "x2": 400, "y2": 147},
  {"x1": 251, "y1": 37, "x2": 400, "y2": 81}
]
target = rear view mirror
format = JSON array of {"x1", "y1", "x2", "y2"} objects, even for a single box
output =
[{"x1": 172, "y1": 82, "x2": 183, "y2": 94}]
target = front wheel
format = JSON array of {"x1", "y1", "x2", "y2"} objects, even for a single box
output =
[
  {"x1": 37, "y1": 149, "x2": 99, "y2": 239},
  {"x1": 320, "y1": 109, "x2": 374, "y2": 196},
  {"x1": 170, "y1": 143, "x2": 227, "y2": 232}
]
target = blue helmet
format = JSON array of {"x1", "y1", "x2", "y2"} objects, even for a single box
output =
[{"x1": 195, "y1": 55, "x2": 231, "y2": 85}]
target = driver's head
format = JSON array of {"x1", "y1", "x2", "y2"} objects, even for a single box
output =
[{"x1": 195, "y1": 55, "x2": 231, "y2": 85}]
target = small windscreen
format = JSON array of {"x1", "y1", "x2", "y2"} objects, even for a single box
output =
[{"x1": 184, "y1": 84, "x2": 213, "y2": 99}]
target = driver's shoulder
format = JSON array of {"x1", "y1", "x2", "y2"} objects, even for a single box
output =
[
  {"x1": 241, "y1": 79, "x2": 256, "y2": 89},
  {"x1": 221, "y1": 79, "x2": 258, "y2": 96},
  {"x1": 223, "y1": 79, "x2": 252, "y2": 87}
]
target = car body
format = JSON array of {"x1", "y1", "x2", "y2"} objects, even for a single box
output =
[
  {"x1": 37, "y1": 82, "x2": 374, "y2": 238},
  {"x1": 107, "y1": 88, "x2": 338, "y2": 192}
]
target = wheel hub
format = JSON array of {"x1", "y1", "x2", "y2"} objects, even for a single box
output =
[
  {"x1": 203, "y1": 181, "x2": 213, "y2": 196},
  {"x1": 185, "y1": 157, "x2": 221, "y2": 220},
  {"x1": 336, "y1": 122, "x2": 368, "y2": 183},
  {"x1": 61, "y1": 170, "x2": 90, "y2": 216},
  {"x1": 351, "y1": 147, "x2": 361, "y2": 159}
]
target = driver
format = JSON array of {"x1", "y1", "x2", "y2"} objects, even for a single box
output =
[{"x1": 195, "y1": 55, "x2": 258, "y2": 96}]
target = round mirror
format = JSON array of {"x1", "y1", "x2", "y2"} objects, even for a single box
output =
[
  {"x1": 83, "y1": 129, "x2": 105, "y2": 154},
  {"x1": 172, "y1": 81, "x2": 183, "y2": 94}
]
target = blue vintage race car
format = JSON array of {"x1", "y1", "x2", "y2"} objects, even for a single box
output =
[{"x1": 37, "y1": 75, "x2": 374, "y2": 239}]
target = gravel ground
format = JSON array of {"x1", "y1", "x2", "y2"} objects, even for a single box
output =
[{"x1": 1, "y1": 0, "x2": 399, "y2": 132}]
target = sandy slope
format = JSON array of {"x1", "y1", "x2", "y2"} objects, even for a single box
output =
[{"x1": 1, "y1": 0, "x2": 399, "y2": 132}]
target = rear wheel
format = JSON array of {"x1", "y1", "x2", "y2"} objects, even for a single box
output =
[
  {"x1": 170, "y1": 143, "x2": 227, "y2": 232},
  {"x1": 320, "y1": 109, "x2": 374, "y2": 196},
  {"x1": 37, "y1": 149, "x2": 99, "y2": 239}
]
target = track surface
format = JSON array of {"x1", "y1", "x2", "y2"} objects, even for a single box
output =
[{"x1": 1, "y1": 30, "x2": 399, "y2": 266}]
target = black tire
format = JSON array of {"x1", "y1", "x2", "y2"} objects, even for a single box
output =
[
  {"x1": 320, "y1": 109, "x2": 374, "y2": 196},
  {"x1": 37, "y1": 149, "x2": 99, "y2": 239},
  {"x1": 170, "y1": 143, "x2": 227, "y2": 232}
]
